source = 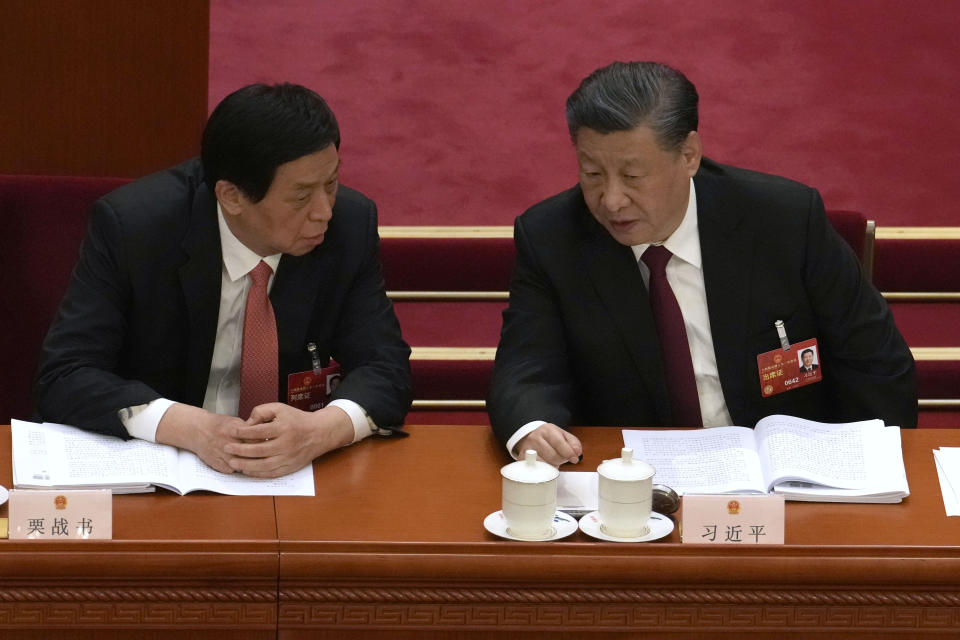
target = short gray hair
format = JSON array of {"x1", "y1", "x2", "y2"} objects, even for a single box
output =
[{"x1": 566, "y1": 61, "x2": 698, "y2": 151}]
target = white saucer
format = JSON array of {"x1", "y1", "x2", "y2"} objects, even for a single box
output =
[
  {"x1": 0, "y1": 484, "x2": 8, "y2": 506},
  {"x1": 483, "y1": 510, "x2": 578, "y2": 541},
  {"x1": 578, "y1": 511, "x2": 674, "y2": 542}
]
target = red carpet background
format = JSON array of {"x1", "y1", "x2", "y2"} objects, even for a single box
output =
[{"x1": 210, "y1": 1, "x2": 959, "y2": 226}]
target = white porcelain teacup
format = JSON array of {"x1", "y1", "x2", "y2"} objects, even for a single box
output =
[
  {"x1": 597, "y1": 448, "x2": 656, "y2": 538},
  {"x1": 501, "y1": 450, "x2": 559, "y2": 539}
]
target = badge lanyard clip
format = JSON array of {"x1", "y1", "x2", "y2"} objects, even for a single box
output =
[
  {"x1": 306, "y1": 342, "x2": 323, "y2": 375},
  {"x1": 774, "y1": 320, "x2": 790, "y2": 351}
]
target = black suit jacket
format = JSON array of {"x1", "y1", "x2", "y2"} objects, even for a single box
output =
[
  {"x1": 487, "y1": 158, "x2": 917, "y2": 445},
  {"x1": 35, "y1": 158, "x2": 412, "y2": 438}
]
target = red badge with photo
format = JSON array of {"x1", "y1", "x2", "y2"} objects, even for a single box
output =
[
  {"x1": 287, "y1": 360, "x2": 342, "y2": 412},
  {"x1": 756, "y1": 338, "x2": 822, "y2": 397}
]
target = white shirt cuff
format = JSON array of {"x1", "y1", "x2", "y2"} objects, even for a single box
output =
[
  {"x1": 328, "y1": 398, "x2": 374, "y2": 444},
  {"x1": 119, "y1": 398, "x2": 177, "y2": 442},
  {"x1": 506, "y1": 420, "x2": 546, "y2": 459}
]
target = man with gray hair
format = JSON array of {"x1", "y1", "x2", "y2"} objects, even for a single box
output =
[{"x1": 487, "y1": 61, "x2": 916, "y2": 465}]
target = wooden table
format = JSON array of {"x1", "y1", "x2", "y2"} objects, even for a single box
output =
[
  {"x1": 3, "y1": 425, "x2": 960, "y2": 638},
  {"x1": 276, "y1": 425, "x2": 960, "y2": 639},
  {"x1": 0, "y1": 426, "x2": 278, "y2": 640}
]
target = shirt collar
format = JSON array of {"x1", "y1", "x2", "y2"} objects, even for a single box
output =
[
  {"x1": 216, "y1": 202, "x2": 282, "y2": 282},
  {"x1": 630, "y1": 177, "x2": 701, "y2": 269}
]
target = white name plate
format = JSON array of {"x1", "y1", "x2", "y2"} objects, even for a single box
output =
[
  {"x1": 8, "y1": 489, "x2": 112, "y2": 540},
  {"x1": 681, "y1": 494, "x2": 784, "y2": 544}
]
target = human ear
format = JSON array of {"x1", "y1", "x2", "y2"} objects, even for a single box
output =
[
  {"x1": 214, "y1": 180, "x2": 246, "y2": 217},
  {"x1": 680, "y1": 131, "x2": 703, "y2": 177}
]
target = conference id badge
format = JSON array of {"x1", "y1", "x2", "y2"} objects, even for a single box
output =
[
  {"x1": 756, "y1": 337, "x2": 822, "y2": 398},
  {"x1": 287, "y1": 360, "x2": 341, "y2": 412}
]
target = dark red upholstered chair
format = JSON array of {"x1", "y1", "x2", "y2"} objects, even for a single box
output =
[{"x1": 0, "y1": 174, "x2": 130, "y2": 422}]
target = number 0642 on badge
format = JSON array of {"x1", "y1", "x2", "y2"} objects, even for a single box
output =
[{"x1": 756, "y1": 338, "x2": 822, "y2": 397}]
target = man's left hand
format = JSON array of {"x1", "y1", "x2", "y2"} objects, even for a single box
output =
[{"x1": 224, "y1": 404, "x2": 354, "y2": 478}]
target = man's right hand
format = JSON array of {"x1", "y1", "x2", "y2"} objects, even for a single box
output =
[
  {"x1": 514, "y1": 423, "x2": 582, "y2": 466},
  {"x1": 155, "y1": 403, "x2": 247, "y2": 474}
]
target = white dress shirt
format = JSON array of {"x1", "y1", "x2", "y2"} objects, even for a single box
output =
[
  {"x1": 121, "y1": 204, "x2": 373, "y2": 444},
  {"x1": 506, "y1": 178, "x2": 733, "y2": 457}
]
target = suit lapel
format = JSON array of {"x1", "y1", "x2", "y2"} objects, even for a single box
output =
[
  {"x1": 696, "y1": 168, "x2": 755, "y2": 425},
  {"x1": 271, "y1": 233, "x2": 341, "y2": 370},
  {"x1": 178, "y1": 185, "x2": 222, "y2": 407},
  {"x1": 579, "y1": 210, "x2": 672, "y2": 425}
]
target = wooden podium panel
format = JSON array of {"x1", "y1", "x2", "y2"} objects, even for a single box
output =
[
  {"x1": 3, "y1": 423, "x2": 959, "y2": 638},
  {"x1": 0, "y1": 427, "x2": 278, "y2": 640},
  {"x1": 276, "y1": 425, "x2": 960, "y2": 639}
]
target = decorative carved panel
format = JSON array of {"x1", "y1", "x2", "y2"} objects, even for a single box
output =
[
  {"x1": 278, "y1": 586, "x2": 960, "y2": 631},
  {"x1": 0, "y1": 587, "x2": 275, "y2": 628}
]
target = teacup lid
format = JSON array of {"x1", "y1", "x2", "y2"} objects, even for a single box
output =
[
  {"x1": 597, "y1": 447, "x2": 655, "y2": 481},
  {"x1": 501, "y1": 450, "x2": 560, "y2": 483}
]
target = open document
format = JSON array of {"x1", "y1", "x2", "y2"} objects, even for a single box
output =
[
  {"x1": 622, "y1": 415, "x2": 909, "y2": 503},
  {"x1": 11, "y1": 419, "x2": 315, "y2": 496}
]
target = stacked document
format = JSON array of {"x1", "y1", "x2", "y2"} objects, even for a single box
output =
[
  {"x1": 11, "y1": 419, "x2": 315, "y2": 496},
  {"x1": 933, "y1": 448, "x2": 960, "y2": 516},
  {"x1": 622, "y1": 415, "x2": 909, "y2": 503}
]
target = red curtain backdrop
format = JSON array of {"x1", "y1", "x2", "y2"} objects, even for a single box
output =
[{"x1": 209, "y1": 0, "x2": 960, "y2": 227}]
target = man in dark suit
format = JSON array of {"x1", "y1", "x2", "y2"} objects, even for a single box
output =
[
  {"x1": 487, "y1": 62, "x2": 916, "y2": 465},
  {"x1": 800, "y1": 349, "x2": 820, "y2": 372},
  {"x1": 36, "y1": 84, "x2": 411, "y2": 478}
]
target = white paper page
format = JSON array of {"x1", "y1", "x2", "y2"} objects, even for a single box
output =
[
  {"x1": 557, "y1": 471, "x2": 598, "y2": 513},
  {"x1": 934, "y1": 447, "x2": 960, "y2": 485},
  {"x1": 772, "y1": 427, "x2": 908, "y2": 500},
  {"x1": 756, "y1": 416, "x2": 885, "y2": 490},
  {"x1": 622, "y1": 427, "x2": 765, "y2": 495},
  {"x1": 12, "y1": 419, "x2": 177, "y2": 488},
  {"x1": 11, "y1": 419, "x2": 60, "y2": 487},
  {"x1": 933, "y1": 449, "x2": 960, "y2": 516},
  {"x1": 173, "y1": 448, "x2": 316, "y2": 496},
  {"x1": 934, "y1": 448, "x2": 960, "y2": 513}
]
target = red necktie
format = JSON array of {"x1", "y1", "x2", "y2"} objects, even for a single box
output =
[
  {"x1": 238, "y1": 261, "x2": 278, "y2": 419},
  {"x1": 641, "y1": 245, "x2": 703, "y2": 427}
]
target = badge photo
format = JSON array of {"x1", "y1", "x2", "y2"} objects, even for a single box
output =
[
  {"x1": 287, "y1": 360, "x2": 342, "y2": 412},
  {"x1": 757, "y1": 337, "x2": 822, "y2": 397}
]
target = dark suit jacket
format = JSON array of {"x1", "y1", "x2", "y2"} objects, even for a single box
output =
[
  {"x1": 487, "y1": 158, "x2": 917, "y2": 445},
  {"x1": 35, "y1": 158, "x2": 412, "y2": 438}
]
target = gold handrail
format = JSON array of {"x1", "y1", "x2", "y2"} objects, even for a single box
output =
[
  {"x1": 876, "y1": 227, "x2": 960, "y2": 240},
  {"x1": 388, "y1": 291, "x2": 509, "y2": 301},
  {"x1": 410, "y1": 347, "x2": 496, "y2": 360},
  {"x1": 883, "y1": 292, "x2": 960, "y2": 301},
  {"x1": 411, "y1": 399, "x2": 487, "y2": 409},
  {"x1": 380, "y1": 226, "x2": 512, "y2": 238}
]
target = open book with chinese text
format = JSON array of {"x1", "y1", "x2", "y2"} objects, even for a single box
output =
[
  {"x1": 11, "y1": 419, "x2": 315, "y2": 496},
  {"x1": 622, "y1": 415, "x2": 908, "y2": 503}
]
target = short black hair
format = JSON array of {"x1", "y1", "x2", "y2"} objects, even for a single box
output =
[
  {"x1": 801, "y1": 349, "x2": 814, "y2": 358},
  {"x1": 566, "y1": 61, "x2": 698, "y2": 151},
  {"x1": 201, "y1": 83, "x2": 340, "y2": 202}
]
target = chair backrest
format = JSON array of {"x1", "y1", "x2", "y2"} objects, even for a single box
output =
[{"x1": 0, "y1": 174, "x2": 130, "y2": 422}]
